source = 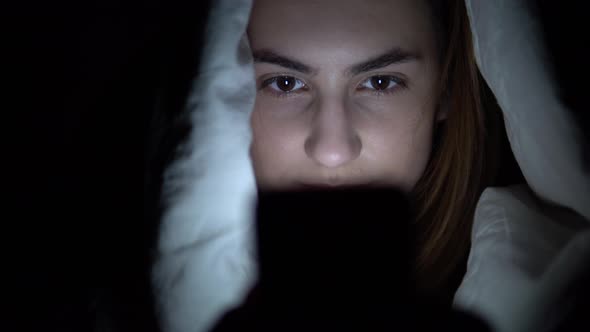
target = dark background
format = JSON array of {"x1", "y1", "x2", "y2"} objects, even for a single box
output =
[
  {"x1": 7, "y1": 1, "x2": 212, "y2": 331},
  {"x1": 4, "y1": 1, "x2": 588, "y2": 331}
]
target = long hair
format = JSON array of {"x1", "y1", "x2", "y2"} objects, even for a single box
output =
[{"x1": 411, "y1": 0, "x2": 502, "y2": 297}]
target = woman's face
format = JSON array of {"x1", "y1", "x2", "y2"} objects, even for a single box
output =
[{"x1": 248, "y1": 0, "x2": 445, "y2": 192}]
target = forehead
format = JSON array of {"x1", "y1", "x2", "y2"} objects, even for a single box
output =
[{"x1": 248, "y1": 0, "x2": 436, "y2": 64}]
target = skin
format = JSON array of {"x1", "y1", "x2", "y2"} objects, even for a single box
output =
[{"x1": 247, "y1": 0, "x2": 446, "y2": 192}]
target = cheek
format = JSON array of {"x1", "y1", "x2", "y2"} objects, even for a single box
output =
[
  {"x1": 405, "y1": 120, "x2": 435, "y2": 188},
  {"x1": 249, "y1": 105, "x2": 304, "y2": 187},
  {"x1": 366, "y1": 107, "x2": 435, "y2": 191}
]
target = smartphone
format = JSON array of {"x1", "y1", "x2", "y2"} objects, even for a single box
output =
[
  {"x1": 254, "y1": 187, "x2": 414, "y2": 330},
  {"x1": 211, "y1": 187, "x2": 492, "y2": 332}
]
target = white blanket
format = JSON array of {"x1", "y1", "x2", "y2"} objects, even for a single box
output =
[{"x1": 454, "y1": 2, "x2": 590, "y2": 331}]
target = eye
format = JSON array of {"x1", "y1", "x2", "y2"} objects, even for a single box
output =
[
  {"x1": 262, "y1": 76, "x2": 307, "y2": 93},
  {"x1": 358, "y1": 75, "x2": 406, "y2": 94}
]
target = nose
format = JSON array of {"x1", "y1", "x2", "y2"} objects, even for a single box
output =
[{"x1": 304, "y1": 98, "x2": 362, "y2": 168}]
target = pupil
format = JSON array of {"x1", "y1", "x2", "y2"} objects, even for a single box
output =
[
  {"x1": 371, "y1": 76, "x2": 389, "y2": 90},
  {"x1": 278, "y1": 76, "x2": 295, "y2": 92}
]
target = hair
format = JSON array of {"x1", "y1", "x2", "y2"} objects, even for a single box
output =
[{"x1": 410, "y1": 0, "x2": 502, "y2": 298}]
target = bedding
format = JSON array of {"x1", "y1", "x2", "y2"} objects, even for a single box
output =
[{"x1": 453, "y1": 2, "x2": 590, "y2": 331}]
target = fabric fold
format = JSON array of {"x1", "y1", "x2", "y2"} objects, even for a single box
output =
[{"x1": 152, "y1": 1, "x2": 258, "y2": 332}]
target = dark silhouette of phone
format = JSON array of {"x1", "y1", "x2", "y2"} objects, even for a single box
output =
[{"x1": 211, "y1": 187, "x2": 491, "y2": 331}]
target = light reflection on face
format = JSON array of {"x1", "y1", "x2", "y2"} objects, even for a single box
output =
[{"x1": 247, "y1": 0, "x2": 446, "y2": 192}]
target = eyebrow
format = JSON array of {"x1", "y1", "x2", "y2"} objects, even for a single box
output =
[
  {"x1": 348, "y1": 47, "x2": 421, "y2": 76},
  {"x1": 252, "y1": 47, "x2": 421, "y2": 76},
  {"x1": 253, "y1": 49, "x2": 315, "y2": 74}
]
